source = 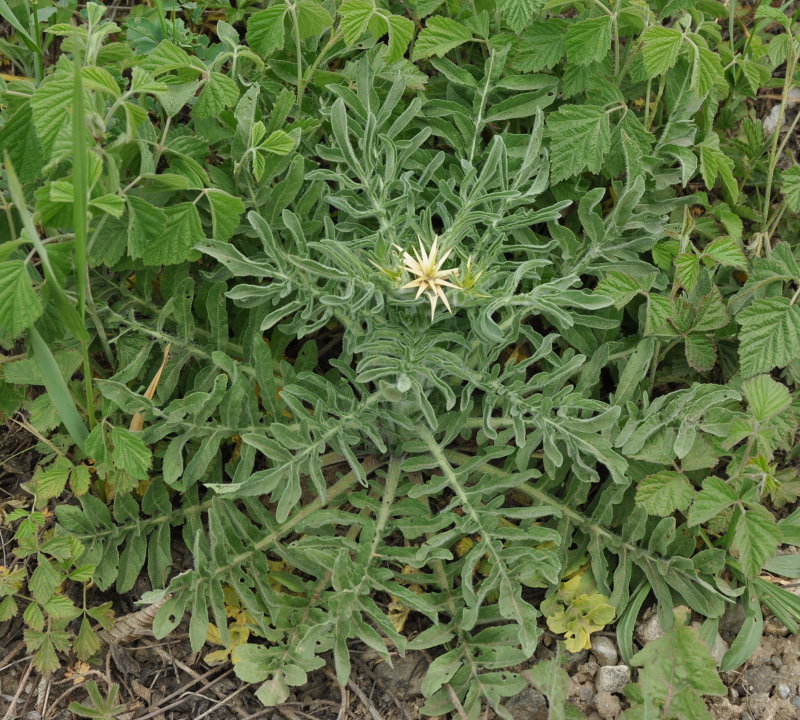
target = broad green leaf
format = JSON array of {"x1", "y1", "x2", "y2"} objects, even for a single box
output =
[
  {"x1": 110, "y1": 427, "x2": 152, "y2": 481},
  {"x1": 29, "y1": 556, "x2": 64, "y2": 605},
  {"x1": 90, "y1": 194, "x2": 125, "y2": 218},
  {"x1": 411, "y1": 17, "x2": 473, "y2": 60},
  {"x1": 704, "y1": 235, "x2": 746, "y2": 268},
  {"x1": 688, "y1": 477, "x2": 737, "y2": 526},
  {"x1": 685, "y1": 334, "x2": 717, "y2": 373},
  {"x1": 30, "y1": 457, "x2": 72, "y2": 502},
  {"x1": 636, "y1": 471, "x2": 694, "y2": 517},
  {"x1": 30, "y1": 71, "x2": 73, "y2": 157},
  {"x1": 81, "y1": 66, "x2": 120, "y2": 97},
  {"x1": 260, "y1": 129, "x2": 296, "y2": 155},
  {"x1": 546, "y1": 105, "x2": 611, "y2": 183},
  {"x1": 565, "y1": 16, "x2": 612, "y2": 66},
  {"x1": 338, "y1": 0, "x2": 375, "y2": 45},
  {"x1": 737, "y1": 297, "x2": 800, "y2": 377},
  {"x1": 742, "y1": 375, "x2": 791, "y2": 422},
  {"x1": 642, "y1": 26, "x2": 683, "y2": 77},
  {"x1": 498, "y1": 0, "x2": 546, "y2": 33},
  {"x1": 511, "y1": 20, "x2": 566, "y2": 72},
  {"x1": 296, "y1": 0, "x2": 333, "y2": 38},
  {"x1": 595, "y1": 271, "x2": 651, "y2": 308},
  {"x1": 691, "y1": 46, "x2": 724, "y2": 96},
  {"x1": 698, "y1": 133, "x2": 738, "y2": 203},
  {"x1": 630, "y1": 625, "x2": 725, "y2": 699},
  {"x1": 247, "y1": 4, "x2": 287, "y2": 56},
  {"x1": 193, "y1": 72, "x2": 239, "y2": 118},
  {"x1": 675, "y1": 253, "x2": 700, "y2": 291},
  {"x1": 207, "y1": 190, "x2": 245, "y2": 242},
  {"x1": 733, "y1": 504, "x2": 781, "y2": 578},
  {"x1": 782, "y1": 166, "x2": 800, "y2": 212},
  {"x1": 0, "y1": 104, "x2": 43, "y2": 183},
  {"x1": 141, "y1": 41, "x2": 197, "y2": 74},
  {"x1": 384, "y1": 14, "x2": 415, "y2": 64},
  {"x1": 0, "y1": 260, "x2": 42, "y2": 337},
  {"x1": 127, "y1": 196, "x2": 168, "y2": 262}
]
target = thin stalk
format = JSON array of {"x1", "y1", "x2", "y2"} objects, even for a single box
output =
[
  {"x1": 762, "y1": 43, "x2": 799, "y2": 231},
  {"x1": 289, "y1": 2, "x2": 303, "y2": 107},
  {"x1": 644, "y1": 77, "x2": 652, "y2": 128},
  {"x1": 72, "y1": 46, "x2": 96, "y2": 428},
  {"x1": 30, "y1": 0, "x2": 43, "y2": 84},
  {"x1": 612, "y1": 0, "x2": 620, "y2": 78},
  {"x1": 297, "y1": 29, "x2": 343, "y2": 104}
]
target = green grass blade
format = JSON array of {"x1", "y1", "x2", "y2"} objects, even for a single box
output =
[
  {"x1": 29, "y1": 328, "x2": 89, "y2": 450},
  {"x1": 73, "y1": 39, "x2": 96, "y2": 427},
  {"x1": 3, "y1": 153, "x2": 89, "y2": 343},
  {"x1": 0, "y1": 0, "x2": 39, "y2": 53}
]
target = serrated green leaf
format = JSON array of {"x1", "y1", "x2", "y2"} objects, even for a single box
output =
[
  {"x1": 698, "y1": 133, "x2": 738, "y2": 203},
  {"x1": 260, "y1": 129, "x2": 296, "y2": 155},
  {"x1": 782, "y1": 166, "x2": 800, "y2": 212},
  {"x1": 0, "y1": 260, "x2": 42, "y2": 337},
  {"x1": 546, "y1": 105, "x2": 610, "y2": 183},
  {"x1": 737, "y1": 297, "x2": 800, "y2": 377},
  {"x1": 688, "y1": 477, "x2": 737, "y2": 526},
  {"x1": 338, "y1": 0, "x2": 375, "y2": 45},
  {"x1": 642, "y1": 26, "x2": 683, "y2": 77},
  {"x1": 29, "y1": 556, "x2": 65, "y2": 605},
  {"x1": 497, "y1": 0, "x2": 545, "y2": 33},
  {"x1": 247, "y1": 4, "x2": 287, "y2": 56},
  {"x1": 296, "y1": 0, "x2": 332, "y2": 38},
  {"x1": 685, "y1": 334, "x2": 717, "y2": 372},
  {"x1": 110, "y1": 427, "x2": 152, "y2": 481},
  {"x1": 733, "y1": 504, "x2": 781, "y2": 579},
  {"x1": 511, "y1": 20, "x2": 566, "y2": 72},
  {"x1": 411, "y1": 17, "x2": 473, "y2": 60},
  {"x1": 207, "y1": 190, "x2": 245, "y2": 242},
  {"x1": 384, "y1": 14, "x2": 415, "y2": 64},
  {"x1": 704, "y1": 235, "x2": 746, "y2": 268},
  {"x1": 31, "y1": 457, "x2": 72, "y2": 502},
  {"x1": 193, "y1": 72, "x2": 239, "y2": 118},
  {"x1": 675, "y1": 253, "x2": 700, "y2": 291},
  {"x1": 90, "y1": 194, "x2": 125, "y2": 218},
  {"x1": 691, "y1": 46, "x2": 724, "y2": 97},
  {"x1": 742, "y1": 375, "x2": 791, "y2": 422},
  {"x1": 565, "y1": 16, "x2": 612, "y2": 66},
  {"x1": 636, "y1": 471, "x2": 695, "y2": 516}
]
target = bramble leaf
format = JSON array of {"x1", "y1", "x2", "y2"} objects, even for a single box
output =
[
  {"x1": 546, "y1": 105, "x2": 610, "y2": 183},
  {"x1": 636, "y1": 472, "x2": 694, "y2": 517},
  {"x1": 642, "y1": 26, "x2": 683, "y2": 77},
  {"x1": 737, "y1": 297, "x2": 800, "y2": 377},
  {"x1": 411, "y1": 17, "x2": 473, "y2": 60},
  {"x1": 0, "y1": 260, "x2": 42, "y2": 337}
]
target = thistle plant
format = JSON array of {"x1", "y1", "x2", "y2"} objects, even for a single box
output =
[{"x1": 0, "y1": 1, "x2": 799, "y2": 719}]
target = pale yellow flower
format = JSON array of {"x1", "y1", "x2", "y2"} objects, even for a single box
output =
[{"x1": 394, "y1": 236, "x2": 459, "y2": 319}]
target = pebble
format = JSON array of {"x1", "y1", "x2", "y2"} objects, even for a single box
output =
[
  {"x1": 778, "y1": 683, "x2": 791, "y2": 699},
  {"x1": 591, "y1": 636, "x2": 619, "y2": 667},
  {"x1": 792, "y1": 695, "x2": 800, "y2": 709},
  {"x1": 504, "y1": 688, "x2": 548, "y2": 720},
  {"x1": 742, "y1": 664, "x2": 775, "y2": 695},
  {"x1": 637, "y1": 614, "x2": 664, "y2": 645},
  {"x1": 595, "y1": 665, "x2": 631, "y2": 694},
  {"x1": 594, "y1": 691, "x2": 621, "y2": 720},
  {"x1": 710, "y1": 633, "x2": 728, "y2": 665},
  {"x1": 741, "y1": 713, "x2": 753, "y2": 720},
  {"x1": 771, "y1": 655, "x2": 783, "y2": 669}
]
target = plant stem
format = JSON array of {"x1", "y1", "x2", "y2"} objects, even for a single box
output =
[
  {"x1": 30, "y1": 0, "x2": 43, "y2": 84},
  {"x1": 762, "y1": 41, "x2": 798, "y2": 231},
  {"x1": 72, "y1": 46, "x2": 96, "y2": 428},
  {"x1": 289, "y1": 1, "x2": 303, "y2": 107},
  {"x1": 297, "y1": 30, "x2": 343, "y2": 107}
]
